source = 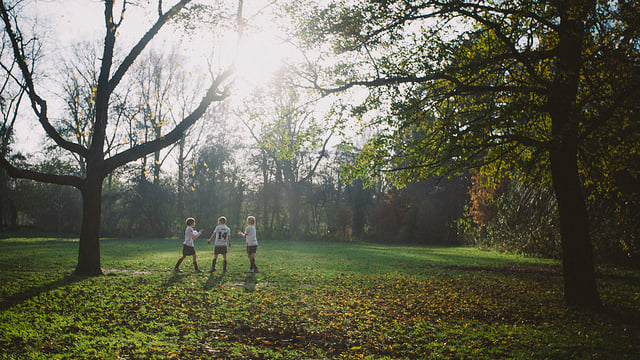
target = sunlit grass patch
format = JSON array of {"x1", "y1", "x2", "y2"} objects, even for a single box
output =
[{"x1": 0, "y1": 237, "x2": 638, "y2": 359}]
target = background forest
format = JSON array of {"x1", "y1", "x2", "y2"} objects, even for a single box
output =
[{"x1": 1, "y1": 0, "x2": 639, "y2": 272}]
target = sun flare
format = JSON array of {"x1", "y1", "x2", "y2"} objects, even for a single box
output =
[{"x1": 233, "y1": 30, "x2": 289, "y2": 88}]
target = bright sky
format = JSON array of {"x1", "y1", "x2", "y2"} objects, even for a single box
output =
[{"x1": 14, "y1": 0, "x2": 295, "y2": 154}]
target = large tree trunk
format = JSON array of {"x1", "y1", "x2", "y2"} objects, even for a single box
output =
[
  {"x1": 75, "y1": 174, "x2": 104, "y2": 276},
  {"x1": 548, "y1": 0, "x2": 600, "y2": 309},
  {"x1": 550, "y1": 148, "x2": 600, "y2": 308}
]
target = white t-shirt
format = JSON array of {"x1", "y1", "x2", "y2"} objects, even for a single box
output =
[
  {"x1": 212, "y1": 224, "x2": 231, "y2": 246},
  {"x1": 245, "y1": 225, "x2": 258, "y2": 246},
  {"x1": 184, "y1": 225, "x2": 201, "y2": 247}
]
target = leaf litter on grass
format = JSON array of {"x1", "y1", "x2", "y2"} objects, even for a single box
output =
[{"x1": 0, "y1": 239, "x2": 638, "y2": 359}]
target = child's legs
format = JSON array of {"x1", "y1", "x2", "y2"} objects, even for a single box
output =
[
  {"x1": 247, "y1": 246, "x2": 257, "y2": 269},
  {"x1": 175, "y1": 255, "x2": 187, "y2": 269},
  {"x1": 247, "y1": 245, "x2": 257, "y2": 261}
]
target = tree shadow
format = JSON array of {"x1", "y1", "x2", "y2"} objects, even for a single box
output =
[{"x1": 0, "y1": 273, "x2": 83, "y2": 311}]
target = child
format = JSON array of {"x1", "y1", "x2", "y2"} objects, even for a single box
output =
[
  {"x1": 174, "y1": 217, "x2": 204, "y2": 273},
  {"x1": 237, "y1": 216, "x2": 259, "y2": 273},
  {"x1": 208, "y1": 216, "x2": 231, "y2": 273}
]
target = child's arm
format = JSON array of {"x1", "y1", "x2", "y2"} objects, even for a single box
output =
[{"x1": 236, "y1": 230, "x2": 245, "y2": 247}]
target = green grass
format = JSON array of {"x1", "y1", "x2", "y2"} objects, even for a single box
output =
[{"x1": 0, "y1": 237, "x2": 638, "y2": 359}]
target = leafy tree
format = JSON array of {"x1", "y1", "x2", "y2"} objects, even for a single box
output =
[
  {"x1": 187, "y1": 133, "x2": 245, "y2": 231},
  {"x1": 0, "y1": 0, "x2": 236, "y2": 275},
  {"x1": 293, "y1": 0, "x2": 640, "y2": 309}
]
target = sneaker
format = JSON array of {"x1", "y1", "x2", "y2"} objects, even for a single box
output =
[
  {"x1": 253, "y1": 268, "x2": 259, "y2": 273},
  {"x1": 174, "y1": 268, "x2": 182, "y2": 273},
  {"x1": 209, "y1": 268, "x2": 216, "y2": 273},
  {"x1": 244, "y1": 269, "x2": 254, "y2": 273},
  {"x1": 194, "y1": 269, "x2": 203, "y2": 273}
]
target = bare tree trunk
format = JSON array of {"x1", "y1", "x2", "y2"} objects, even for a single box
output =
[{"x1": 75, "y1": 173, "x2": 104, "y2": 276}]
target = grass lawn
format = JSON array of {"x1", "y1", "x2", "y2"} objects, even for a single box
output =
[{"x1": 0, "y1": 237, "x2": 638, "y2": 359}]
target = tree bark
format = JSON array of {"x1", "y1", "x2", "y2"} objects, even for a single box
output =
[
  {"x1": 548, "y1": 0, "x2": 600, "y2": 309},
  {"x1": 75, "y1": 174, "x2": 104, "y2": 276}
]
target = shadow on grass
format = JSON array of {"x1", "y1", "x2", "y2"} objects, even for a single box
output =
[
  {"x1": 204, "y1": 271, "x2": 227, "y2": 289},
  {"x1": 163, "y1": 272, "x2": 188, "y2": 287},
  {"x1": 243, "y1": 273, "x2": 256, "y2": 293},
  {"x1": 0, "y1": 273, "x2": 83, "y2": 311}
]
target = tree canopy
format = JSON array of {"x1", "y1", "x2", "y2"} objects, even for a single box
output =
[{"x1": 290, "y1": 0, "x2": 640, "y2": 309}]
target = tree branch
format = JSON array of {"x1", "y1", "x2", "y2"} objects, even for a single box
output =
[
  {"x1": 107, "y1": 0, "x2": 191, "y2": 95},
  {"x1": 0, "y1": 0, "x2": 87, "y2": 156},
  {"x1": 0, "y1": 156, "x2": 83, "y2": 188},
  {"x1": 103, "y1": 68, "x2": 233, "y2": 174}
]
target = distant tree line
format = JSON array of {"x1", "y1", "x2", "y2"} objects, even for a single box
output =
[
  {"x1": 3, "y1": 139, "x2": 469, "y2": 246},
  {"x1": 4, "y1": 135, "x2": 639, "y2": 269}
]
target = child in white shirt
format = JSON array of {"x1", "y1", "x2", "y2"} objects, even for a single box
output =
[
  {"x1": 208, "y1": 216, "x2": 231, "y2": 273},
  {"x1": 237, "y1": 216, "x2": 259, "y2": 273},
  {"x1": 174, "y1": 217, "x2": 204, "y2": 273}
]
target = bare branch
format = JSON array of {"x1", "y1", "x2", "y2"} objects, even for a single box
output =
[
  {"x1": 0, "y1": 156, "x2": 83, "y2": 188},
  {"x1": 103, "y1": 67, "x2": 233, "y2": 174},
  {"x1": 0, "y1": 0, "x2": 87, "y2": 156},
  {"x1": 108, "y1": 0, "x2": 191, "y2": 95}
]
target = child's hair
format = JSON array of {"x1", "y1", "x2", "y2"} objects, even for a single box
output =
[
  {"x1": 247, "y1": 216, "x2": 256, "y2": 225},
  {"x1": 186, "y1": 217, "x2": 195, "y2": 226},
  {"x1": 218, "y1": 216, "x2": 227, "y2": 224}
]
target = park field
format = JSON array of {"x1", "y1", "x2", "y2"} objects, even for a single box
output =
[{"x1": 0, "y1": 237, "x2": 638, "y2": 359}]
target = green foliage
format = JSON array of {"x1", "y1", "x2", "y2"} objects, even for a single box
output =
[
  {"x1": 10, "y1": 177, "x2": 82, "y2": 235},
  {"x1": 459, "y1": 173, "x2": 561, "y2": 259},
  {"x1": 1, "y1": 237, "x2": 638, "y2": 359},
  {"x1": 300, "y1": 0, "x2": 640, "y2": 207},
  {"x1": 459, "y1": 170, "x2": 640, "y2": 265}
]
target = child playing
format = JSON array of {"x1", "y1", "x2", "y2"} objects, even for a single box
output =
[
  {"x1": 208, "y1": 216, "x2": 231, "y2": 273},
  {"x1": 237, "y1": 216, "x2": 259, "y2": 273},
  {"x1": 174, "y1": 217, "x2": 204, "y2": 273}
]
